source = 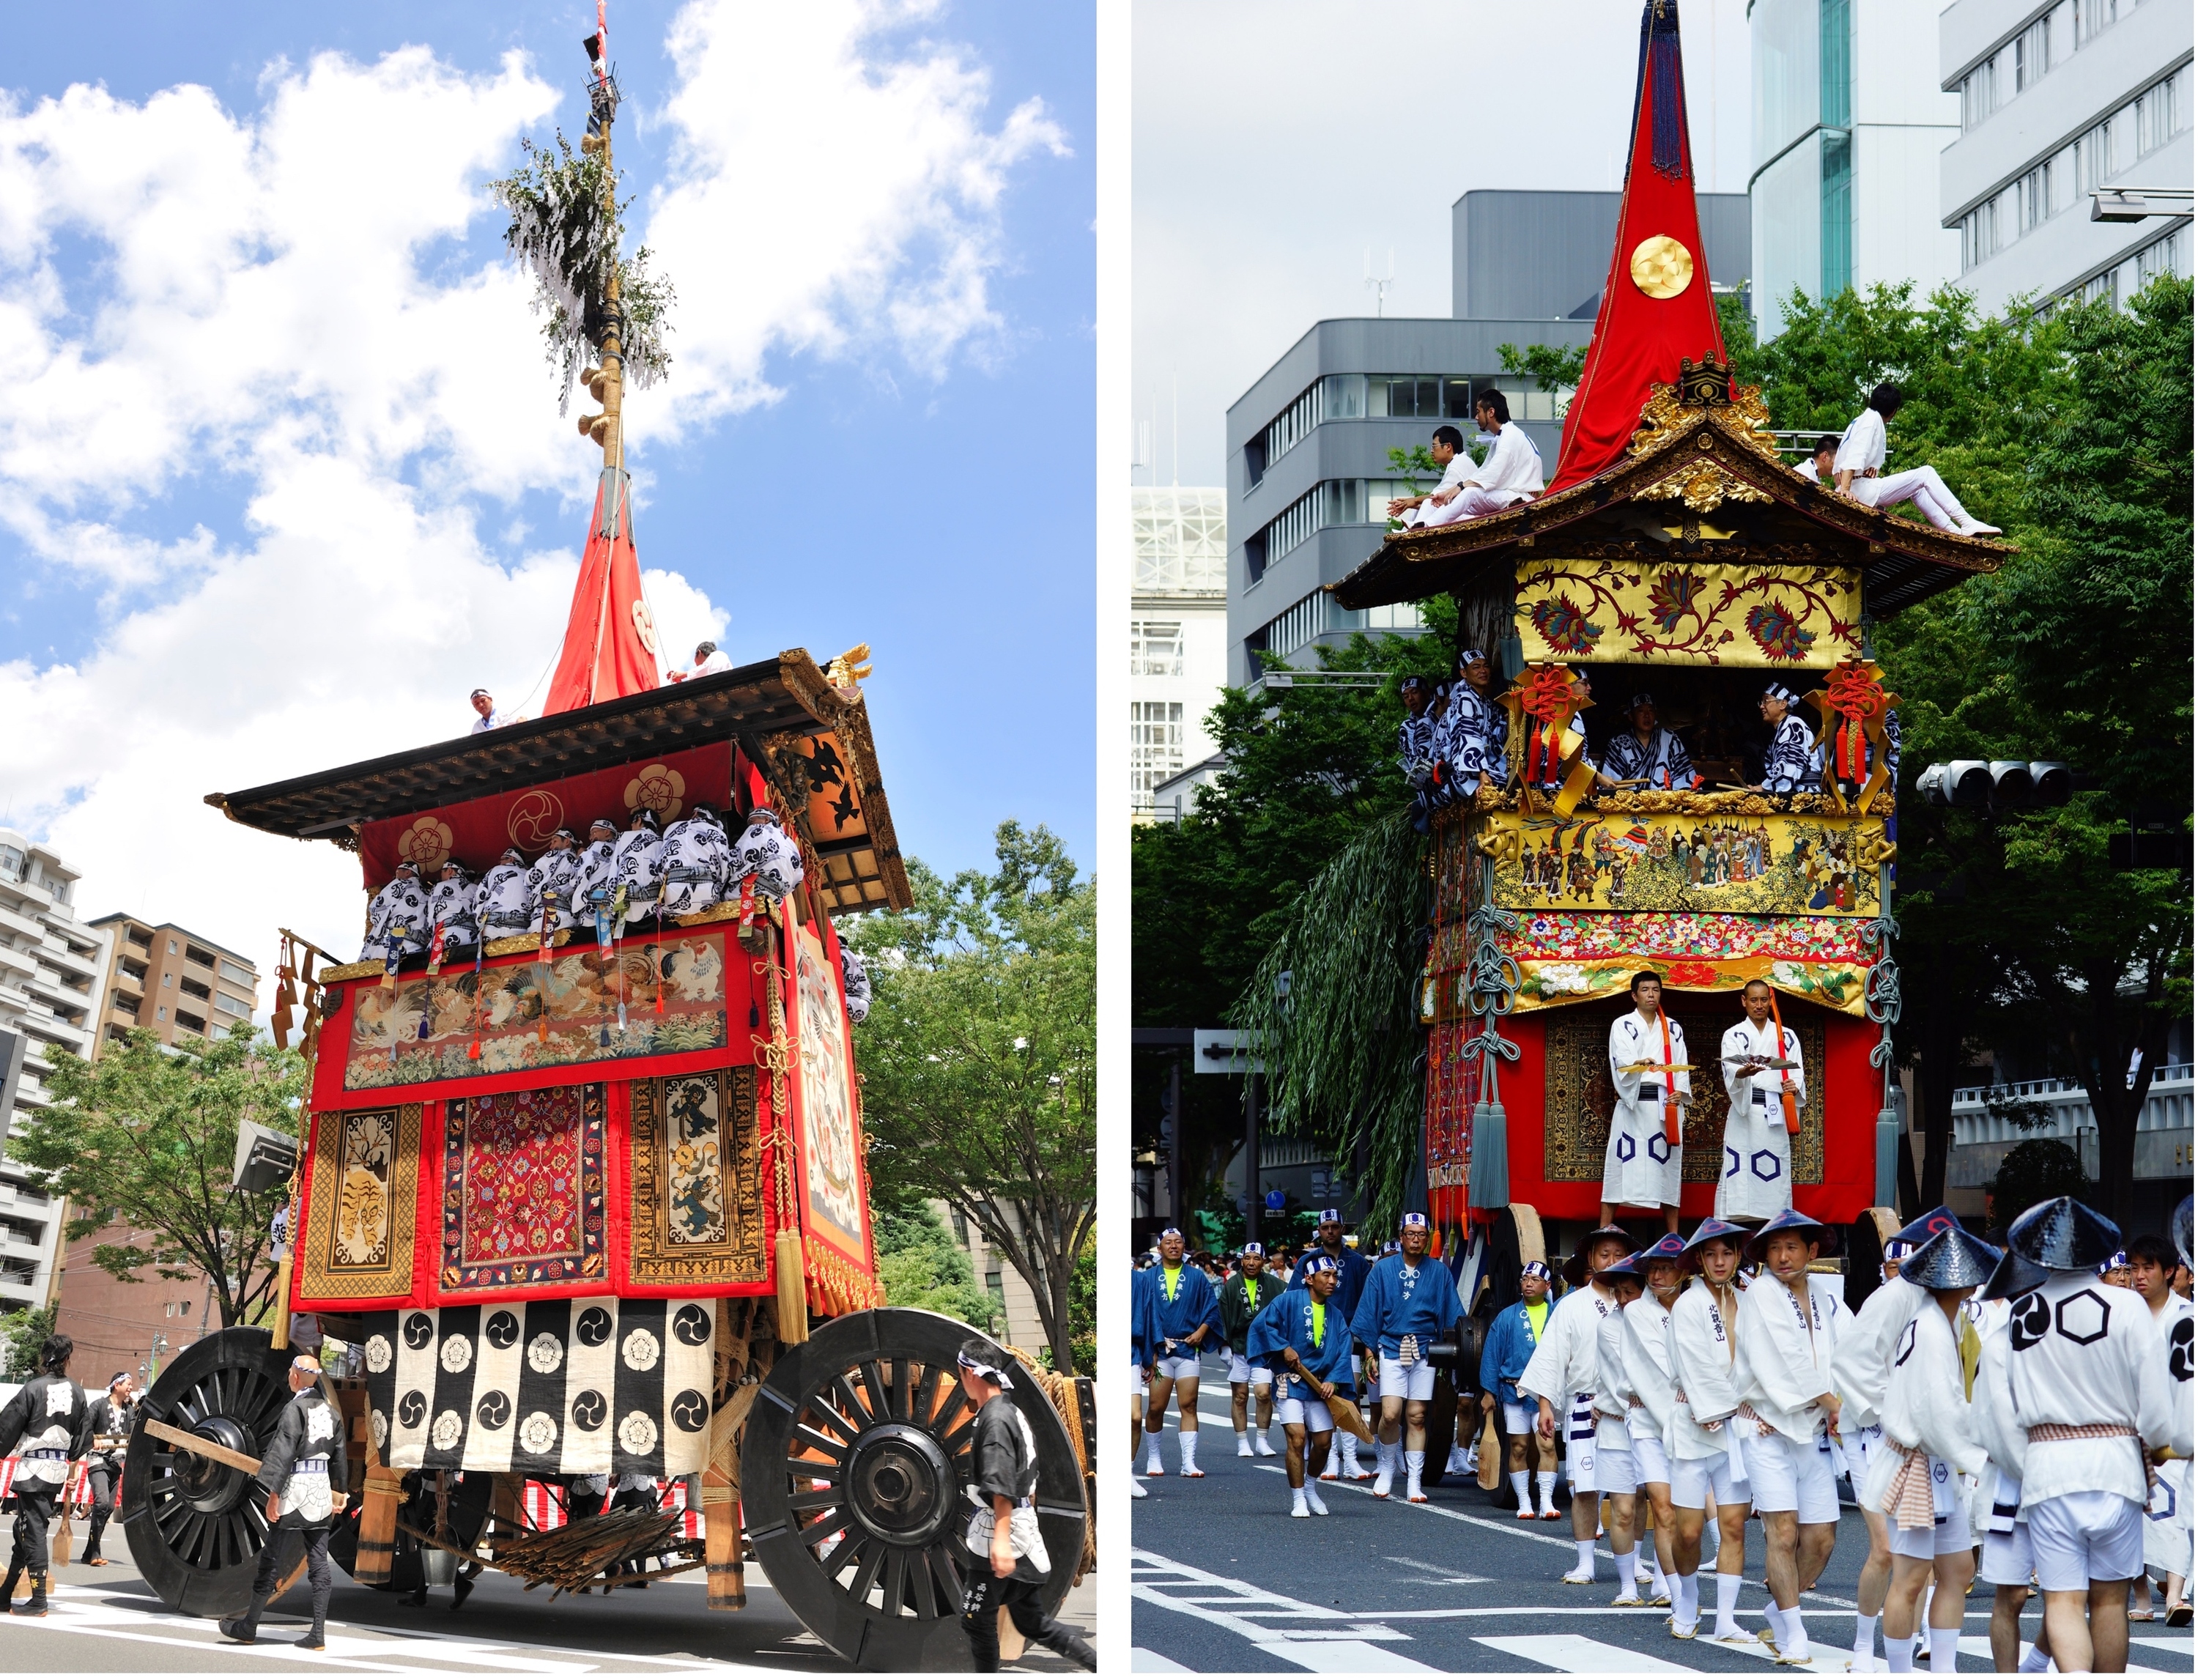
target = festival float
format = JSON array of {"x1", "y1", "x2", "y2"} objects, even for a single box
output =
[
  {"x1": 1300, "y1": 0, "x2": 2010, "y2": 1470},
  {"x1": 116, "y1": 21, "x2": 1091, "y2": 1669}
]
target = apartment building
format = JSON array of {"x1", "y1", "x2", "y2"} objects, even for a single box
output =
[{"x1": 88, "y1": 915, "x2": 261, "y2": 1051}]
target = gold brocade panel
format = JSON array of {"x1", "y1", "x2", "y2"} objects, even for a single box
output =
[
  {"x1": 629, "y1": 1067, "x2": 767, "y2": 1287},
  {"x1": 1491, "y1": 810, "x2": 1886, "y2": 917},
  {"x1": 298, "y1": 1103, "x2": 422, "y2": 1300},
  {"x1": 1542, "y1": 1007, "x2": 1825, "y2": 1185},
  {"x1": 1515, "y1": 559, "x2": 1862, "y2": 669}
]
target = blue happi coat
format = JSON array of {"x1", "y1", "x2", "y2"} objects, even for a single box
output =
[
  {"x1": 1478, "y1": 1295, "x2": 1553, "y2": 1407},
  {"x1": 1247, "y1": 1285, "x2": 1355, "y2": 1400},
  {"x1": 1350, "y1": 1250, "x2": 1465, "y2": 1360},
  {"x1": 1152, "y1": 1262, "x2": 1223, "y2": 1352},
  {"x1": 1287, "y1": 1243, "x2": 1373, "y2": 1327},
  {"x1": 1129, "y1": 1265, "x2": 1165, "y2": 1366}
]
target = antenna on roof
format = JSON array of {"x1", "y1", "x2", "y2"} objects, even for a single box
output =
[{"x1": 1364, "y1": 247, "x2": 1396, "y2": 319}]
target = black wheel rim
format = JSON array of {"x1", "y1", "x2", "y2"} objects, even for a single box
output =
[
  {"x1": 744, "y1": 1309, "x2": 1087, "y2": 1673},
  {"x1": 122, "y1": 1326, "x2": 292, "y2": 1619}
]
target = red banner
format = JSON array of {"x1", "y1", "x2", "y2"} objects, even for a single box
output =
[{"x1": 544, "y1": 471, "x2": 663, "y2": 714}]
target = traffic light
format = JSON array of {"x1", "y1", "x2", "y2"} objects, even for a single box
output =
[
  {"x1": 1986, "y1": 761, "x2": 2032, "y2": 813},
  {"x1": 2028, "y1": 762, "x2": 2072, "y2": 804},
  {"x1": 1916, "y1": 759, "x2": 2073, "y2": 812},
  {"x1": 1917, "y1": 761, "x2": 1991, "y2": 808}
]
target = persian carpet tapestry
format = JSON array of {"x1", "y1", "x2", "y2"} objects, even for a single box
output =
[
  {"x1": 360, "y1": 1296, "x2": 717, "y2": 1477},
  {"x1": 629, "y1": 1067, "x2": 766, "y2": 1288},
  {"x1": 345, "y1": 930, "x2": 731, "y2": 1090},
  {"x1": 1542, "y1": 1006, "x2": 1826, "y2": 1186},
  {"x1": 297, "y1": 1103, "x2": 422, "y2": 1302},
  {"x1": 440, "y1": 1084, "x2": 608, "y2": 1294}
]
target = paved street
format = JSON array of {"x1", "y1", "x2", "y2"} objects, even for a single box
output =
[
  {"x1": 1128, "y1": 1353, "x2": 2193, "y2": 1674},
  {"x1": 1, "y1": 1547, "x2": 1095, "y2": 1674}
]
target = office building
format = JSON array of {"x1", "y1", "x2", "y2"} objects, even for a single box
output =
[
  {"x1": 89, "y1": 915, "x2": 261, "y2": 1051},
  {"x1": 1225, "y1": 189, "x2": 1750, "y2": 687},
  {"x1": 1940, "y1": 0, "x2": 2192, "y2": 314},
  {"x1": 0, "y1": 831, "x2": 112, "y2": 1312},
  {"x1": 1131, "y1": 486, "x2": 1229, "y2": 818},
  {"x1": 1750, "y1": 0, "x2": 1964, "y2": 336}
]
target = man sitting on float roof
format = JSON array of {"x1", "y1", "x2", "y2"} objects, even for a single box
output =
[
  {"x1": 1389, "y1": 391, "x2": 1544, "y2": 530},
  {"x1": 1795, "y1": 434, "x2": 1839, "y2": 484},
  {"x1": 1594, "y1": 692, "x2": 1698, "y2": 792},
  {"x1": 1832, "y1": 384, "x2": 2000, "y2": 536}
]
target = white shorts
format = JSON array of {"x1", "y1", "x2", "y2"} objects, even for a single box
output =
[
  {"x1": 2027, "y1": 1490, "x2": 2145, "y2": 1591},
  {"x1": 1378, "y1": 1356, "x2": 1437, "y2": 1402},
  {"x1": 1838, "y1": 1421, "x2": 1882, "y2": 1485},
  {"x1": 1598, "y1": 1440, "x2": 1638, "y2": 1492},
  {"x1": 1131, "y1": 1362, "x2": 1147, "y2": 1394},
  {"x1": 1278, "y1": 1395, "x2": 1333, "y2": 1432},
  {"x1": 1744, "y1": 1430, "x2": 1840, "y2": 1524},
  {"x1": 1502, "y1": 1401, "x2": 1537, "y2": 1437},
  {"x1": 1980, "y1": 1520, "x2": 2034, "y2": 1587},
  {"x1": 1152, "y1": 1354, "x2": 1203, "y2": 1383},
  {"x1": 1670, "y1": 1451, "x2": 1750, "y2": 1509},
  {"x1": 1630, "y1": 1432, "x2": 1671, "y2": 1486},
  {"x1": 1224, "y1": 1351, "x2": 1272, "y2": 1388},
  {"x1": 1890, "y1": 1499, "x2": 1974, "y2": 1560}
]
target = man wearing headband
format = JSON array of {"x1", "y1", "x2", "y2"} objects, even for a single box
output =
[
  {"x1": 0, "y1": 1333, "x2": 89, "y2": 1617},
  {"x1": 1218, "y1": 1243, "x2": 1279, "y2": 1459},
  {"x1": 1734, "y1": 1210, "x2": 1848, "y2": 1665},
  {"x1": 360, "y1": 860, "x2": 432, "y2": 966},
  {"x1": 2128, "y1": 1232, "x2": 2194, "y2": 1624},
  {"x1": 476, "y1": 844, "x2": 539, "y2": 945},
  {"x1": 1602, "y1": 972, "x2": 1690, "y2": 1235},
  {"x1": 1665, "y1": 1219, "x2": 1755, "y2": 1643},
  {"x1": 1433, "y1": 648, "x2": 1502, "y2": 805},
  {"x1": 1754, "y1": 685, "x2": 1821, "y2": 795},
  {"x1": 1622, "y1": 1235, "x2": 1693, "y2": 1616},
  {"x1": 953, "y1": 1342, "x2": 1097, "y2": 1672},
  {"x1": 218, "y1": 1355, "x2": 347, "y2": 1649},
  {"x1": 1481, "y1": 1260, "x2": 1562, "y2": 1519},
  {"x1": 1520, "y1": 1225, "x2": 1633, "y2": 1584},
  {"x1": 2002, "y1": 1196, "x2": 2175, "y2": 1676},
  {"x1": 1593, "y1": 692, "x2": 1698, "y2": 793},
  {"x1": 1248, "y1": 1254, "x2": 1353, "y2": 1519},
  {"x1": 1292, "y1": 1210, "x2": 1374, "y2": 1483},
  {"x1": 77, "y1": 1370, "x2": 138, "y2": 1567},
  {"x1": 1717, "y1": 980, "x2": 1805, "y2": 1224},
  {"x1": 1829, "y1": 1210, "x2": 1944, "y2": 1670},
  {"x1": 1348, "y1": 1212, "x2": 1463, "y2": 1504},
  {"x1": 1141, "y1": 1228, "x2": 1222, "y2": 1479}
]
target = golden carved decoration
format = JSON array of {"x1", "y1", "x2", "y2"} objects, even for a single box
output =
[
  {"x1": 1629, "y1": 234, "x2": 1696, "y2": 299},
  {"x1": 1634, "y1": 459, "x2": 1775, "y2": 516},
  {"x1": 1626, "y1": 369, "x2": 1785, "y2": 466}
]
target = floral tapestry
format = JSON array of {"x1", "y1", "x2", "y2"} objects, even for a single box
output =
[
  {"x1": 440, "y1": 1084, "x2": 607, "y2": 1294},
  {"x1": 1516, "y1": 559, "x2": 1862, "y2": 668},
  {"x1": 629, "y1": 1067, "x2": 767, "y2": 1287},
  {"x1": 345, "y1": 932, "x2": 730, "y2": 1090},
  {"x1": 297, "y1": 1103, "x2": 421, "y2": 1302}
]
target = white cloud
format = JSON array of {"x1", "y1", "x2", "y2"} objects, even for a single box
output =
[{"x1": 0, "y1": 6, "x2": 1064, "y2": 993}]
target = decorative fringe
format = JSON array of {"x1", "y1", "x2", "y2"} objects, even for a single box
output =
[
  {"x1": 1467, "y1": 1099, "x2": 1510, "y2": 1210},
  {"x1": 774, "y1": 1229, "x2": 809, "y2": 1345},
  {"x1": 1638, "y1": 0, "x2": 1688, "y2": 182}
]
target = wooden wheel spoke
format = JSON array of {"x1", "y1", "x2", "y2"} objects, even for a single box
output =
[
  {"x1": 846, "y1": 1534, "x2": 888, "y2": 1607},
  {"x1": 889, "y1": 1358, "x2": 913, "y2": 1424},
  {"x1": 787, "y1": 1486, "x2": 839, "y2": 1514},
  {"x1": 908, "y1": 1363, "x2": 938, "y2": 1426},
  {"x1": 930, "y1": 1385, "x2": 970, "y2": 1437},
  {"x1": 796, "y1": 1506, "x2": 844, "y2": 1543},
  {"x1": 828, "y1": 1374, "x2": 875, "y2": 1432},
  {"x1": 791, "y1": 1422, "x2": 850, "y2": 1461},
  {"x1": 903, "y1": 1544, "x2": 938, "y2": 1619},
  {"x1": 926, "y1": 1541, "x2": 963, "y2": 1604},
  {"x1": 881, "y1": 1546, "x2": 908, "y2": 1618},
  {"x1": 857, "y1": 1361, "x2": 889, "y2": 1424}
]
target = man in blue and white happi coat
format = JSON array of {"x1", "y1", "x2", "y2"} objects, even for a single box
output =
[
  {"x1": 1291, "y1": 1209, "x2": 1376, "y2": 1482},
  {"x1": 1349, "y1": 1212, "x2": 1464, "y2": 1504},
  {"x1": 1250, "y1": 1254, "x2": 1357, "y2": 1519},
  {"x1": 1141, "y1": 1227, "x2": 1222, "y2": 1479}
]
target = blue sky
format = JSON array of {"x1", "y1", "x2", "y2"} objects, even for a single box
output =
[{"x1": 0, "y1": 1, "x2": 1093, "y2": 963}]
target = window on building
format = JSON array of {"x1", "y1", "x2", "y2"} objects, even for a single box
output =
[
  {"x1": 174, "y1": 1011, "x2": 204, "y2": 1035},
  {"x1": 218, "y1": 958, "x2": 253, "y2": 987},
  {"x1": 104, "y1": 1024, "x2": 130, "y2": 1046},
  {"x1": 1961, "y1": 55, "x2": 1998, "y2": 130},
  {"x1": 185, "y1": 944, "x2": 214, "y2": 968},
  {"x1": 2137, "y1": 63, "x2": 2190, "y2": 157},
  {"x1": 0, "y1": 846, "x2": 21, "y2": 882},
  {"x1": 162, "y1": 972, "x2": 172, "y2": 987},
  {"x1": 215, "y1": 992, "x2": 251, "y2": 1018},
  {"x1": 2014, "y1": 16, "x2": 2051, "y2": 91},
  {"x1": 2076, "y1": 0, "x2": 2123, "y2": 47},
  {"x1": 1317, "y1": 374, "x2": 1366, "y2": 418},
  {"x1": 1248, "y1": 588, "x2": 1425, "y2": 665},
  {"x1": 1366, "y1": 377, "x2": 1443, "y2": 418},
  {"x1": 156, "y1": 1005, "x2": 167, "y2": 1021},
  {"x1": 2076, "y1": 119, "x2": 2115, "y2": 194},
  {"x1": 2018, "y1": 158, "x2": 2054, "y2": 233},
  {"x1": 1961, "y1": 196, "x2": 1999, "y2": 270},
  {"x1": 1131, "y1": 621, "x2": 1185, "y2": 678},
  {"x1": 125, "y1": 926, "x2": 149, "y2": 948},
  {"x1": 1252, "y1": 382, "x2": 1322, "y2": 486},
  {"x1": 1131, "y1": 702, "x2": 1185, "y2": 804},
  {"x1": 180, "y1": 977, "x2": 210, "y2": 1001},
  {"x1": 166, "y1": 939, "x2": 177, "y2": 954},
  {"x1": 1259, "y1": 486, "x2": 1323, "y2": 569}
]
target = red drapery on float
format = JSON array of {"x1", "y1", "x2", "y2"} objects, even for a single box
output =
[
  {"x1": 544, "y1": 468, "x2": 662, "y2": 714},
  {"x1": 1545, "y1": 0, "x2": 1729, "y2": 495}
]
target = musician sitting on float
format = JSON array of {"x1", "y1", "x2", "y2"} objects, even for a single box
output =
[
  {"x1": 1388, "y1": 391, "x2": 1545, "y2": 530},
  {"x1": 1592, "y1": 692, "x2": 1700, "y2": 793}
]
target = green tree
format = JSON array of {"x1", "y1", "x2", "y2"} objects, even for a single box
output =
[
  {"x1": 21, "y1": 1025, "x2": 303, "y2": 1329},
  {"x1": 1985, "y1": 1138, "x2": 2090, "y2": 1230},
  {"x1": 849, "y1": 822, "x2": 1095, "y2": 1374},
  {"x1": 0, "y1": 1303, "x2": 59, "y2": 1382},
  {"x1": 1497, "y1": 339, "x2": 1586, "y2": 396},
  {"x1": 873, "y1": 1201, "x2": 1001, "y2": 1330}
]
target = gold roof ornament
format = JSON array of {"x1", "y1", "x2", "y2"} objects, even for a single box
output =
[{"x1": 823, "y1": 643, "x2": 873, "y2": 694}]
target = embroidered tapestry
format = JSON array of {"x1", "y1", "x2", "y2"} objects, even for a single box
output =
[
  {"x1": 344, "y1": 931, "x2": 732, "y2": 1090},
  {"x1": 440, "y1": 1084, "x2": 607, "y2": 1293},
  {"x1": 629, "y1": 1067, "x2": 767, "y2": 1287},
  {"x1": 297, "y1": 1103, "x2": 421, "y2": 1301},
  {"x1": 1542, "y1": 1006, "x2": 1825, "y2": 1185},
  {"x1": 793, "y1": 927, "x2": 867, "y2": 1260},
  {"x1": 1514, "y1": 559, "x2": 1861, "y2": 668},
  {"x1": 1490, "y1": 811, "x2": 1886, "y2": 918}
]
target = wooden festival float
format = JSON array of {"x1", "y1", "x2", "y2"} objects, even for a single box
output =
[
  {"x1": 114, "y1": 20, "x2": 1092, "y2": 1670},
  {"x1": 1322, "y1": 0, "x2": 2010, "y2": 1472}
]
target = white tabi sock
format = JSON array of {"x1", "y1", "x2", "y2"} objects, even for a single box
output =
[
  {"x1": 1853, "y1": 1612, "x2": 1879, "y2": 1662},
  {"x1": 1142, "y1": 1427, "x2": 1163, "y2": 1468},
  {"x1": 1536, "y1": 1470, "x2": 1557, "y2": 1509},
  {"x1": 1673, "y1": 1572, "x2": 1699, "y2": 1629},
  {"x1": 1404, "y1": 1449, "x2": 1424, "y2": 1490},
  {"x1": 1179, "y1": 1429, "x2": 1198, "y2": 1471},
  {"x1": 2016, "y1": 1639, "x2": 2051, "y2": 1672},
  {"x1": 1885, "y1": 1636, "x2": 1914, "y2": 1672},
  {"x1": 1322, "y1": 1440, "x2": 1343, "y2": 1478},
  {"x1": 1236, "y1": 1431, "x2": 1251, "y2": 1452},
  {"x1": 1778, "y1": 1606, "x2": 1810, "y2": 1656},
  {"x1": 1926, "y1": 1626, "x2": 1956, "y2": 1673},
  {"x1": 1714, "y1": 1572, "x2": 1742, "y2": 1633},
  {"x1": 1613, "y1": 1548, "x2": 1638, "y2": 1592},
  {"x1": 1510, "y1": 1470, "x2": 1531, "y2": 1511},
  {"x1": 1574, "y1": 1539, "x2": 1596, "y2": 1577},
  {"x1": 1647, "y1": 1553, "x2": 1669, "y2": 1596},
  {"x1": 1290, "y1": 1487, "x2": 1309, "y2": 1517},
  {"x1": 1304, "y1": 1479, "x2": 1327, "y2": 1514}
]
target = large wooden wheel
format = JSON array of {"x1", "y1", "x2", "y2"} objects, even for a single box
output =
[
  {"x1": 122, "y1": 1326, "x2": 294, "y2": 1618},
  {"x1": 741, "y1": 1309, "x2": 1087, "y2": 1672}
]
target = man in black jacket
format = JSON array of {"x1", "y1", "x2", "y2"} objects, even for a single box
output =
[
  {"x1": 218, "y1": 1354, "x2": 349, "y2": 1650},
  {"x1": 78, "y1": 1372, "x2": 136, "y2": 1566},
  {"x1": 1218, "y1": 1242, "x2": 1280, "y2": 1458},
  {"x1": 953, "y1": 1341, "x2": 1096, "y2": 1673},
  {"x1": 0, "y1": 1333, "x2": 92, "y2": 1616}
]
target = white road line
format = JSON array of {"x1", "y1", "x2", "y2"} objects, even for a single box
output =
[
  {"x1": 1131, "y1": 1547, "x2": 1416, "y2": 1647},
  {"x1": 1381, "y1": 1554, "x2": 1493, "y2": 1586},
  {"x1": 1249, "y1": 1462, "x2": 1587, "y2": 1553},
  {"x1": 1131, "y1": 1649, "x2": 1194, "y2": 1673},
  {"x1": 1251, "y1": 1638, "x2": 1440, "y2": 1673},
  {"x1": 1475, "y1": 1632, "x2": 1694, "y2": 1671}
]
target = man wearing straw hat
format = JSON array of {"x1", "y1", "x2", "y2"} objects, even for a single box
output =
[
  {"x1": 1248, "y1": 1254, "x2": 1360, "y2": 1519},
  {"x1": 1736, "y1": 1209, "x2": 1849, "y2": 1665},
  {"x1": 2000, "y1": 1196, "x2": 2175, "y2": 1676},
  {"x1": 1350, "y1": 1212, "x2": 1465, "y2": 1505},
  {"x1": 1665, "y1": 1218, "x2": 1756, "y2": 1643},
  {"x1": 1862, "y1": 1224, "x2": 1999, "y2": 1673},
  {"x1": 1520, "y1": 1224, "x2": 1633, "y2": 1584}
]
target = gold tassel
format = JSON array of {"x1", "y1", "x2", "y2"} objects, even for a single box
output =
[{"x1": 774, "y1": 1229, "x2": 809, "y2": 1345}]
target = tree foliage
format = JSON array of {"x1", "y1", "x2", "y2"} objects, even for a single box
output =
[
  {"x1": 873, "y1": 1200, "x2": 1001, "y2": 1331},
  {"x1": 23, "y1": 1026, "x2": 305, "y2": 1330},
  {"x1": 0, "y1": 1303, "x2": 59, "y2": 1382},
  {"x1": 848, "y1": 823, "x2": 1095, "y2": 1374}
]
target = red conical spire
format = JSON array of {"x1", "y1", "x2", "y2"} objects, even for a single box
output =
[
  {"x1": 542, "y1": 471, "x2": 662, "y2": 714},
  {"x1": 1544, "y1": 0, "x2": 1728, "y2": 495}
]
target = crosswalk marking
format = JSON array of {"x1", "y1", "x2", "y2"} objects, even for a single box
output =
[
  {"x1": 1131, "y1": 1650, "x2": 1193, "y2": 1672},
  {"x1": 1251, "y1": 1640, "x2": 1441, "y2": 1673},
  {"x1": 1475, "y1": 1633, "x2": 1693, "y2": 1672},
  {"x1": 1132, "y1": 1548, "x2": 1416, "y2": 1646}
]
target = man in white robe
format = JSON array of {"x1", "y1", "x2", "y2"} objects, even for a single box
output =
[
  {"x1": 425, "y1": 862, "x2": 478, "y2": 952},
  {"x1": 659, "y1": 804, "x2": 731, "y2": 917},
  {"x1": 1520, "y1": 1226, "x2": 1631, "y2": 1586},
  {"x1": 1665, "y1": 1218, "x2": 1755, "y2": 1645},
  {"x1": 2002, "y1": 1196, "x2": 2175, "y2": 1676},
  {"x1": 1603, "y1": 972, "x2": 1689, "y2": 1231},
  {"x1": 1717, "y1": 980, "x2": 1805, "y2": 1222},
  {"x1": 1832, "y1": 384, "x2": 2000, "y2": 536},
  {"x1": 528, "y1": 829, "x2": 587, "y2": 934},
  {"x1": 611, "y1": 809, "x2": 665, "y2": 927},
  {"x1": 1734, "y1": 1210, "x2": 1848, "y2": 1666},
  {"x1": 1621, "y1": 1233, "x2": 1692, "y2": 1615},
  {"x1": 1591, "y1": 1254, "x2": 1661, "y2": 1607},
  {"x1": 475, "y1": 847, "x2": 537, "y2": 945},
  {"x1": 1393, "y1": 391, "x2": 1545, "y2": 529},
  {"x1": 2129, "y1": 1232, "x2": 2194, "y2": 1608},
  {"x1": 1972, "y1": 1243, "x2": 2053, "y2": 1674},
  {"x1": 361, "y1": 862, "x2": 430, "y2": 963}
]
